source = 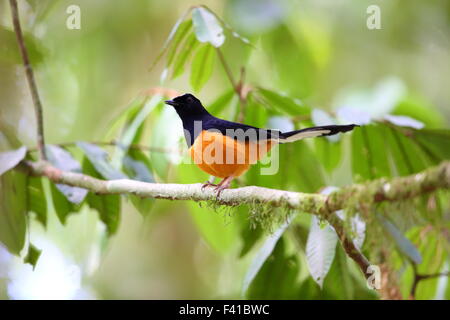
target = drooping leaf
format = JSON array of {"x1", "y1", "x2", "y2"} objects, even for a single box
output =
[
  {"x1": 123, "y1": 149, "x2": 155, "y2": 217},
  {"x1": 192, "y1": 7, "x2": 225, "y2": 48},
  {"x1": 190, "y1": 44, "x2": 215, "y2": 92},
  {"x1": 314, "y1": 138, "x2": 342, "y2": 174},
  {"x1": 351, "y1": 124, "x2": 391, "y2": 182},
  {"x1": 0, "y1": 146, "x2": 27, "y2": 176},
  {"x1": 112, "y1": 95, "x2": 162, "y2": 166},
  {"x1": 207, "y1": 89, "x2": 235, "y2": 116},
  {"x1": 166, "y1": 19, "x2": 193, "y2": 66},
  {"x1": 378, "y1": 214, "x2": 422, "y2": 264},
  {"x1": 0, "y1": 27, "x2": 45, "y2": 65},
  {"x1": 27, "y1": 176, "x2": 47, "y2": 227},
  {"x1": 242, "y1": 213, "x2": 296, "y2": 295},
  {"x1": 171, "y1": 32, "x2": 200, "y2": 79},
  {"x1": 385, "y1": 126, "x2": 429, "y2": 176},
  {"x1": 199, "y1": 5, "x2": 252, "y2": 46},
  {"x1": 0, "y1": 170, "x2": 27, "y2": 255},
  {"x1": 384, "y1": 115, "x2": 424, "y2": 129},
  {"x1": 256, "y1": 88, "x2": 310, "y2": 116},
  {"x1": 77, "y1": 142, "x2": 126, "y2": 180},
  {"x1": 24, "y1": 243, "x2": 42, "y2": 270},
  {"x1": 50, "y1": 181, "x2": 79, "y2": 225},
  {"x1": 149, "y1": 9, "x2": 192, "y2": 70},
  {"x1": 87, "y1": 193, "x2": 121, "y2": 236},
  {"x1": 105, "y1": 96, "x2": 147, "y2": 139},
  {"x1": 82, "y1": 158, "x2": 121, "y2": 235},
  {"x1": 46, "y1": 145, "x2": 88, "y2": 204},
  {"x1": 306, "y1": 216, "x2": 338, "y2": 288},
  {"x1": 413, "y1": 129, "x2": 450, "y2": 161},
  {"x1": 322, "y1": 245, "x2": 354, "y2": 299},
  {"x1": 246, "y1": 237, "x2": 300, "y2": 299}
]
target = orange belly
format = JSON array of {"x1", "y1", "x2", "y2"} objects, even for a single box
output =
[{"x1": 188, "y1": 130, "x2": 276, "y2": 178}]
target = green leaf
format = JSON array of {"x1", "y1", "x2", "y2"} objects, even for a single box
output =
[
  {"x1": 0, "y1": 27, "x2": 45, "y2": 65},
  {"x1": 378, "y1": 214, "x2": 422, "y2": 264},
  {"x1": 46, "y1": 145, "x2": 88, "y2": 204},
  {"x1": 242, "y1": 214, "x2": 296, "y2": 295},
  {"x1": 322, "y1": 246, "x2": 354, "y2": 299},
  {"x1": 82, "y1": 158, "x2": 121, "y2": 235},
  {"x1": 413, "y1": 129, "x2": 450, "y2": 161},
  {"x1": 106, "y1": 96, "x2": 147, "y2": 139},
  {"x1": 87, "y1": 193, "x2": 121, "y2": 236},
  {"x1": 27, "y1": 176, "x2": 47, "y2": 227},
  {"x1": 306, "y1": 216, "x2": 338, "y2": 288},
  {"x1": 0, "y1": 146, "x2": 27, "y2": 176},
  {"x1": 166, "y1": 20, "x2": 193, "y2": 66},
  {"x1": 385, "y1": 126, "x2": 429, "y2": 176},
  {"x1": 314, "y1": 138, "x2": 342, "y2": 173},
  {"x1": 190, "y1": 44, "x2": 215, "y2": 92},
  {"x1": 24, "y1": 243, "x2": 42, "y2": 270},
  {"x1": 171, "y1": 32, "x2": 200, "y2": 79},
  {"x1": 50, "y1": 182, "x2": 79, "y2": 225},
  {"x1": 149, "y1": 9, "x2": 192, "y2": 71},
  {"x1": 123, "y1": 149, "x2": 155, "y2": 217},
  {"x1": 112, "y1": 95, "x2": 162, "y2": 166},
  {"x1": 246, "y1": 237, "x2": 300, "y2": 299},
  {"x1": 0, "y1": 170, "x2": 27, "y2": 255},
  {"x1": 256, "y1": 88, "x2": 310, "y2": 116},
  {"x1": 177, "y1": 162, "x2": 239, "y2": 253},
  {"x1": 192, "y1": 7, "x2": 225, "y2": 48},
  {"x1": 351, "y1": 124, "x2": 391, "y2": 182},
  {"x1": 207, "y1": 89, "x2": 235, "y2": 116},
  {"x1": 77, "y1": 142, "x2": 126, "y2": 180}
]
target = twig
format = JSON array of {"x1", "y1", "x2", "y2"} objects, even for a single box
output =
[
  {"x1": 216, "y1": 47, "x2": 237, "y2": 90},
  {"x1": 9, "y1": 0, "x2": 47, "y2": 160},
  {"x1": 215, "y1": 48, "x2": 247, "y2": 122},
  {"x1": 410, "y1": 263, "x2": 450, "y2": 299}
]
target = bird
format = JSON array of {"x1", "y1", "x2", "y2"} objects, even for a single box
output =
[{"x1": 165, "y1": 93, "x2": 357, "y2": 196}]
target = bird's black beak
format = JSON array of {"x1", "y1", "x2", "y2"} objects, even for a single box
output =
[{"x1": 165, "y1": 100, "x2": 177, "y2": 107}]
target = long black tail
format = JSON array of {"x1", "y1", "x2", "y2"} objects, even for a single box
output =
[{"x1": 279, "y1": 124, "x2": 358, "y2": 143}]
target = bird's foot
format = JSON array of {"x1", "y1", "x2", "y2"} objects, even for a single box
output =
[
  {"x1": 214, "y1": 177, "x2": 233, "y2": 198},
  {"x1": 201, "y1": 181, "x2": 217, "y2": 191}
]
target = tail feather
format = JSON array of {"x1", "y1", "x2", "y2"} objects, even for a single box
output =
[{"x1": 279, "y1": 124, "x2": 358, "y2": 143}]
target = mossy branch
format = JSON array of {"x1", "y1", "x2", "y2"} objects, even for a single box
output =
[
  {"x1": 21, "y1": 160, "x2": 449, "y2": 281},
  {"x1": 24, "y1": 160, "x2": 449, "y2": 213}
]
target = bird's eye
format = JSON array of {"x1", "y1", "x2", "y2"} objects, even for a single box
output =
[{"x1": 186, "y1": 96, "x2": 192, "y2": 102}]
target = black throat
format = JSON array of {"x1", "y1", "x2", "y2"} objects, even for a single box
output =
[{"x1": 173, "y1": 106, "x2": 212, "y2": 148}]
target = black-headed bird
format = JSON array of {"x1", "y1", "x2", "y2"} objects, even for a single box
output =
[{"x1": 165, "y1": 93, "x2": 357, "y2": 195}]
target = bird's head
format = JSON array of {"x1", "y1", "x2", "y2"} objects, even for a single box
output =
[{"x1": 165, "y1": 93, "x2": 208, "y2": 118}]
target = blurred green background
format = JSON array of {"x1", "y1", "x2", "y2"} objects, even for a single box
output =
[{"x1": 0, "y1": 0, "x2": 449, "y2": 299}]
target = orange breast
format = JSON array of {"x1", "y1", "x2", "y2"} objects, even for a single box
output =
[{"x1": 188, "y1": 130, "x2": 276, "y2": 178}]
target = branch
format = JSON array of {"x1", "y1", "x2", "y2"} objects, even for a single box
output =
[
  {"x1": 9, "y1": 0, "x2": 47, "y2": 160},
  {"x1": 21, "y1": 160, "x2": 450, "y2": 281},
  {"x1": 410, "y1": 263, "x2": 450, "y2": 299}
]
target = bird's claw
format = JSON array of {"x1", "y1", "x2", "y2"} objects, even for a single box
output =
[{"x1": 201, "y1": 181, "x2": 217, "y2": 191}]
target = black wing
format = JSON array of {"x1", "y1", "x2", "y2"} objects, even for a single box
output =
[{"x1": 203, "y1": 117, "x2": 281, "y2": 142}]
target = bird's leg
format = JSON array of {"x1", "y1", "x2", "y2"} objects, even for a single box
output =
[
  {"x1": 214, "y1": 176, "x2": 234, "y2": 198},
  {"x1": 201, "y1": 176, "x2": 217, "y2": 191}
]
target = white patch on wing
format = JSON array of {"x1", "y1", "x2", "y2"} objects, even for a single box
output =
[{"x1": 281, "y1": 129, "x2": 331, "y2": 142}]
